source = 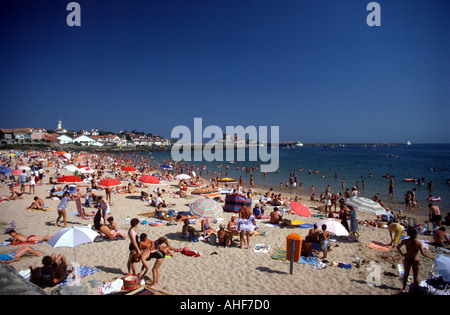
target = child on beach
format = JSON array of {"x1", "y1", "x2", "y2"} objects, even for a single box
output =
[{"x1": 56, "y1": 191, "x2": 80, "y2": 228}]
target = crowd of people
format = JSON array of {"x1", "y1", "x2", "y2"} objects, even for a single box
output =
[{"x1": 0, "y1": 149, "x2": 449, "y2": 295}]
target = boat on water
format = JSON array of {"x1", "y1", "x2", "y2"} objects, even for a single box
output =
[
  {"x1": 295, "y1": 141, "x2": 304, "y2": 147},
  {"x1": 406, "y1": 141, "x2": 412, "y2": 146}
]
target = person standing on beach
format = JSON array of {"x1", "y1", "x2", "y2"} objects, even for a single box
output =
[
  {"x1": 428, "y1": 203, "x2": 442, "y2": 227},
  {"x1": 56, "y1": 191, "x2": 79, "y2": 228},
  {"x1": 127, "y1": 218, "x2": 141, "y2": 275},
  {"x1": 397, "y1": 227, "x2": 434, "y2": 293},
  {"x1": 18, "y1": 170, "x2": 28, "y2": 194},
  {"x1": 324, "y1": 190, "x2": 332, "y2": 215},
  {"x1": 349, "y1": 206, "x2": 360, "y2": 240}
]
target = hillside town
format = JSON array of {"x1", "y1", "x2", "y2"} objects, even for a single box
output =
[{"x1": 0, "y1": 120, "x2": 171, "y2": 148}]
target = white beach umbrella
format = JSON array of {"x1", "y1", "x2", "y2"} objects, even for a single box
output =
[
  {"x1": 175, "y1": 174, "x2": 191, "y2": 180},
  {"x1": 47, "y1": 226, "x2": 99, "y2": 266},
  {"x1": 315, "y1": 219, "x2": 349, "y2": 237},
  {"x1": 63, "y1": 165, "x2": 79, "y2": 173},
  {"x1": 346, "y1": 196, "x2": 387, "y2": 216},
  {"x1": 78, "y1": 167, "x2": 94, "y2": 174}
]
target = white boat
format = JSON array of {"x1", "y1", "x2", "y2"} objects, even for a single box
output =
[
  {"x1": 406, "y1": 141, "x2": 412, "y2": 146},
  {"x1": 295, "y1": 142, "x2": 304, "y2": 147}
]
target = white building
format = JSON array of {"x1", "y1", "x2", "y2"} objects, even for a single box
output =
[
  {"x1": 73, "y1": 135, "x2": 104, "y2": 146},
  {"x1": 57, "y1": 134, "x2": 73, "y2": 144}
]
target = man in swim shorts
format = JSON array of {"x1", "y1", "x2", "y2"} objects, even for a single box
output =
[
  {"x1": 8, "y1": 230, "x2": 54, "y2": 244},
  {"x1": 428, "y1": 203, "x2": 442, "y2": 227}
]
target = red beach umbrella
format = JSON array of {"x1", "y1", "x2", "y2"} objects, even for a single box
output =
[
  {"x1": 139, "y1": 175, "x2": 160, "y2": 185},
  {"x1": 57, "y1": 176, "x2": 83, "y2": 183},
  {"x1": 290, "y1": 202, "x2": 312, "y2": 218},
  {"x1": 12, "y1": 169, "x2": 23, "y2": 176},
  {"x1": 98, "y1": 178, "x2": 122, "y2": 188},
  {"x1": 121, "y1": 166, "x2": 137, "y2": 172}
]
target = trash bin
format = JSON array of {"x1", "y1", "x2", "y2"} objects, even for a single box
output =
[{"x1": 286, "y1": 233, "x2": 302, "y2": 263}]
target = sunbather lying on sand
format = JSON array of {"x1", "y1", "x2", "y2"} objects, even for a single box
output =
[
  {"x1": 0, "y1": 245, "x2": 44, "y2": 263},
  {"x1": 8, "y1": 230, "x2": 54, "y2": 244}
]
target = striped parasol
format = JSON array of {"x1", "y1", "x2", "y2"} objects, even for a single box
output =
[
  {"x1": 189, "y1": 198, "x2": 223, "y2": 219},
  {"x1": 345, "y1": 196, "x2": 387, "y2": 216}
]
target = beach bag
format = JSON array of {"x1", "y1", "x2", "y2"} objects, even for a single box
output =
[
  {"x1": 209, "y1": 234, "x2": 217, "y2": 245},
  {"x1": 168, "y1": 209, "x2": 176, "y2": 217}
]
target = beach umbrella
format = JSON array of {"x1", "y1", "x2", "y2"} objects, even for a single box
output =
[
  {"x1": 78, "y1": 167, "x2": 94, "y2": 174},
  {"x1": 190, "y1": 198, "x2": 223, "y2": 219},
  {"x1": 98, "y1": 178, "x2": 122, "y2": 188},
  {"x1": 64, "y1": 165, "x2": 79, "y2": 173},
  {"x1": 121, "y1": 166, "x2": 137, "y2": 172},
  {"x1": 0, "y1": 167, "x2": 14, "y2": 173},
  {"x1": 73, "y1": 157, "x2": 83, "y2": 162},
  {"x1": 218, "y1": 178, "x2": 235, "y2": 182},
  {"x1": 57, "y1": 176, "x2": 83, "y2": 183},
  {"x1": 175, "y1": 174, "x2": 191, "y2": 180},
  {"x1": 47, "y1": 226, "x2": 99, "y2": 268},
  {"x1": 315, "y1": 219, "x2": 349, "y2": 237},
  {"x1": 289, "y1": 202, "x2": 312, "y2": 218},
  {"x1": 346, "y1": 196, "x2": 387, "y2": 216},
  {"x1": 139, "y1": 175, "x2": 160, "y2": 185},
  {"x1": 435, "y1": 254, "x2": 450, "y2": 283},
  {"x1": 7, "y1": 153, "x2": 17, "y2": 156},
  {"x1": 12, "y1": 169, "x2": 22, "y2": 176}
]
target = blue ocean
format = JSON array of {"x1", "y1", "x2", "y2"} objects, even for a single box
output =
[{"x1": 142, "y1": 144, "x2": 450, "y2": 216}]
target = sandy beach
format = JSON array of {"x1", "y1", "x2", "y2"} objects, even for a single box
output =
[{"x1": 0, "y1": 150, "x2": 444, "y2": 296}]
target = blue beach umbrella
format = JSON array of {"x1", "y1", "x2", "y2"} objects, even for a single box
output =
[
  {"x1": 0, "y1": 167, "x2": 14, "y2": 173},
  {"x1": 160, "y1": 164, "x2": 173, "y2": 170}
]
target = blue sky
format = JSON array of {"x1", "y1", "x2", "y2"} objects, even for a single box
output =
[{"x1": 1, "y1": 0, "x2": 449, "y2": 143}]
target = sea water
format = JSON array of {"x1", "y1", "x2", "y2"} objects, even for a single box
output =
[{"x1": 135, "y1": 144, "x2": 450, "y2": 216}]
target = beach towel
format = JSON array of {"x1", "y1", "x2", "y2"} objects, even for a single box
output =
[
  {"x1": 264, "y1": 223, "x2": 280, "y2": 228},
  {"x1": 181, "y1": 248, "x2": 201, "y2": 257},
  {"x1": 0, "y1": 240, "x2": 43, "y2": 246},
  {"x1": 26, "y1": 207, "x2": 55, "y2": 211},
  {"x1": 59, "y1": 266, "x2": 100, "y2": 286},
  {"x1": 298, "y1": 256, "x2": 319, "y2": 265},
  {"x1": 337, "y1": 262, "x2": 353, "y2": 269},
  {"x1": 298, "y1": 223, "x2": 314, "y2": 229},
  {"x1": 271, "y1": 248, "x2": 287, "y2": 260},
  {"x1": 419, "y1": 240, "x2": 430, "y2": 250},
  {"x1": 75, "y1": 198, "x2": 91, "y2": 220},
  {"x1": 253, "y1": 244, "x2": 270, "y2": 253},
  {"x1": 368, "y1": 241, "x2": 391, "y2": 251},
  {"x1": 270, "y1": 249, "x2": 321, "y2": 266},
  {"x1": 98, "y1": 278, "x2": 124, "y2": 295}
]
